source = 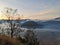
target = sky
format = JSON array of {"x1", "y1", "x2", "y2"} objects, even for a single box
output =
[{"x1": 0, "y1": 0, "x2": 60, "y2": 20}]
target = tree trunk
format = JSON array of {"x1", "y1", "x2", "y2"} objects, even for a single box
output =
[{"x1": 10, "y1": 20, "x2": 13, "y2": 38}]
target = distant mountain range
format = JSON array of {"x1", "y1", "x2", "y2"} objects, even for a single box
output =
[
  {"x1": 21, "y1": 21, "x2": 43, "y2": 29},
  {"x1": 43, "y1": 17, "x2": 60, "y2": 30},
  {"x1": 0, "y1": 17, "x2": 60, "y2": 29}
]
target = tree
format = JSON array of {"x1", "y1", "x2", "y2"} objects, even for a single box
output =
[
  {"x1": 1, "y1": 7, "x2": 21, "y2": 37},
  {"x1": 1, "y1": 7, "x2": 18, "y2": 20},
  {"x1": 24, "y1": 30, "x2": 39, "y2": 45}
]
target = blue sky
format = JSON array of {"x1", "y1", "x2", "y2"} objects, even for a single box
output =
[{"x1": 0, "y1": 0, "x2": 60, "y2": 20}]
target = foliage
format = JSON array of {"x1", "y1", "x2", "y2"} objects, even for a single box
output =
[
  {"x1": 1, "y1": 7, "x2": 21, "y2": 38},
  {"x1": 23, "y1": 30, "x2": 39, "y2": 45},
  {"x1": 0, "y1": 7, "x2": 32, "y2": 45}
]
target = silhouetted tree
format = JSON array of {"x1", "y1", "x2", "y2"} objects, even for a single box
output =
[{"x1": 1, "y1": 7, "x2": 21, "y2": 37}]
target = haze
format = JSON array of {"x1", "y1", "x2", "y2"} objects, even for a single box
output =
[{"x1": 0, "y1": 0, "x2": 60, "y2": 20}]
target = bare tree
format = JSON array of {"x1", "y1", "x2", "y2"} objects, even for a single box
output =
[{"x1": 1, "y1": 7, "x2": 21, "y2": 37}]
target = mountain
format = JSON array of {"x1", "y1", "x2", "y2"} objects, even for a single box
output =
[
  {"x1": 0, "y1": 17, "x2": 60, "y2": 29},
  {"x1": 43, "y1": 17, "x2": 60, "y2": 30},
  {"x1": 21, "y1": 21, "x2": 43, "y2": 29},
  {"x1": 54, "y1": 17, "x2": 60, "y2": 21}
]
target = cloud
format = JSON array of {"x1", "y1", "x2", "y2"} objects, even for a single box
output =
[
  {"x1": 33, "y1": 9, "x2": 57, "y2": 15},
  {"x1": 22, "y1": 9, "x2": 60, "y2": 20},
  {"x1": 24, "y1": 9, "x2": 56, "y2": 17},
  {"x1": 0, "y1": 0, "x2": 60, "y2": 20}
]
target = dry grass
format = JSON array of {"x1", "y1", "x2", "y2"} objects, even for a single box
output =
[
  {"x1": 1, "y1": 35, "x2": 60, "y2": 45},
  {"x1": 0, "y1": 35, "x2": 18, "y2": 45}
]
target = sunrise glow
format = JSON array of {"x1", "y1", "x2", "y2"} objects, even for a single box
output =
[{"x1": 0, "y1": 0, "x2": 60, "y2": 20}]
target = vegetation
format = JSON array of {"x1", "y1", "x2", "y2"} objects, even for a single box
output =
[
  {"x1": 0, "y1": 35, "x2": 17, "y2": 45},
  {"x1": 0, "y1": 7, "x2": 60, "y2": 45},
  {"x1": 0, "y1": 30, "x2": 38, "y2": 45},
  {"x1": 0, "y1": 7, "x2": 38, "y2": 45},
  {"x1": 1, "y1": 7, "x2": 21, "y2": 38}
]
